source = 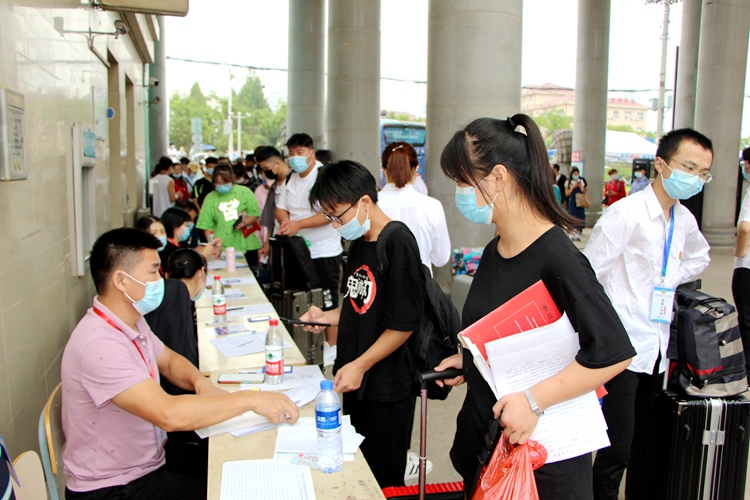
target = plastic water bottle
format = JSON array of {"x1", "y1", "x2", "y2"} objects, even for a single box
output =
[
  {"x1": 226, "y1": 247, "x2": 236, "y2": 272},
  {"x1": 315, "y1": 380, "x2": 343, "y2": 473},
  {"x1": 212, "y1": 275, "x2": 226, "y2": 322},
  {"x1": 265, "y1": 319, "x2": 284, "y2": 384}
]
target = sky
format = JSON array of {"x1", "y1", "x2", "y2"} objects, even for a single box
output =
[{"x1": 165, "y1": 0, "x2": 750, "y2": 135}]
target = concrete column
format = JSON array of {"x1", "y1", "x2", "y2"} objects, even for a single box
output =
[
  {"x1": 571, "y1": 0, "x2": 611, "y2": 227},
  {"x1": 425, "y1": 0, "x2": 523, "y2": 289},
  {"x1": 694, "y1": 0, "x2": 750, "y2": 246},
  {"x1": 673, "y1": 0, "x2": 702, "y2": 129},
  {"x1": 148, "y1": 16, "x2": 167, "y2": 173},
  {"x1": 288, "y1": 0, "x2": 326, "y2": 148},
  {"x1": 326, "y1": 0, "x2": 381, "y2": 178}
]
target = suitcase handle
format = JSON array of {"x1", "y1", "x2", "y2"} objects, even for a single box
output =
[
  {"x1": 681, "y1": 424, "x2": 691, "y2": 442},
  {"x1": 419, "y1": 368, "x2": 463, "y2": 384}
]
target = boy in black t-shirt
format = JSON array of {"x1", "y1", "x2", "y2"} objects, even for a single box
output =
[{"x1": 299, "y1": 160, "x2": 425, "y2": 488}]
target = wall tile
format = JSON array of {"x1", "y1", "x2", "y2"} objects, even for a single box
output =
[{"x1": 10, "y1": 377, "x2": 48, "y2": 457}]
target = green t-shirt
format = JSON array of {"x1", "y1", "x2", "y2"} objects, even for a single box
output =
[{"x1": 196, "y1": 185, "x2": 262, "y2": 252}]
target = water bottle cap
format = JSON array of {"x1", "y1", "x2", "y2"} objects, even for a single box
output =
[
  {"x1": 320, "y1": 380, "x2": 333, "y2": 390},
  {"x1": 214, "y1": 275, "x2": 221, "y2": 280},
  {"x1": 269, "y1": 318, "x2": 279, "y2": 326}
]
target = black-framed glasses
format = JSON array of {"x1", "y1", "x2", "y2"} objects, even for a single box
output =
[
  {"x1": 322, "y1": 204, "x2": 354, "y2": 224},
  {"x1": 665, "y1": 157, "x2": 713, "y2": 184}
]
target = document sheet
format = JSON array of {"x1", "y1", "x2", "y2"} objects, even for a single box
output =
[{"x1": 219, "y1": 460, "x2": 315, "y2": 500}]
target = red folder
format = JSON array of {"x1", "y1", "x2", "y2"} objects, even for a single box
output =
[{"x1": 460, "y1": 280, "x2": 608, "y2": 399}]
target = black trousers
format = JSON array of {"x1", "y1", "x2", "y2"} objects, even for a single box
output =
[
  {"x1": 313, "y1": 254, "x2": 342, "y2": 310},
  {"x1": 732, "y1": 267, "x2": 750, "y2": 377},
  {"x1": 65, "y1": 439, "x2": 207, "y2": 500},
  {"x1": 592, "y1": 364, "x2": 663, "y2": 500},
  {"x1": 243, "y1": 250, "x2": 258, "y2": 267},
  {"x1": 343, "y1": 393, "x2": 416, "y2": 489}
]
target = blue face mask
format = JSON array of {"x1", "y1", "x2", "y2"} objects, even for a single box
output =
[
  {"x1": 122, "y1": 273, "x2": 165, "y2": 315},
  {"x1": 192, "y1": 285, "x2": 205, "y2": 302},
  {"x1": 634, "y1": 171, "x2": 643, "y2": 179},
  {"x1": 215, "y1": 184, "x2": 232, "y2": 194},
  {"x1": 662, "y1": 165, "x2": 705, "y2": 200},
  {"x1": 571, "y1": 174, "x2": 580, "y2": 180},
  {"x1": 178, "y1": 223, "x2": 192, "y2": 242},
  {"x1": 156, "y1": 236, "x2": 167, "y2": 252},
  {"x1": 742, "y1": 165, "x2": 749, "y2": 181},
  {"x1": 207, "y1": 168, "x2": 215, "y2": 176},
  {"x1": 455, "y1": 180, "x2": 497, "y2": 225},
  {"x1": 288, "y1": 155, "x2": 310, "y2": 173},
  {"x1": 336, "y1": 200, "x2": 370, "y2": 241}
]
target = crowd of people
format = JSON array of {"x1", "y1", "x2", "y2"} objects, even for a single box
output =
[{"x1": 58, "y1": 113, "x2": 749, "y2": 500}]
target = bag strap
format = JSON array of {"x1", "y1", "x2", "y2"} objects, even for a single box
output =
[{"x1": 375, "y1": 221, "x2": 411, "y2": 278}]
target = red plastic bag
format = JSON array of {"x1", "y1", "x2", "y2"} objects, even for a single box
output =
[{"x1": 472, "y1": 436, "x2": 548, "y2": 500}]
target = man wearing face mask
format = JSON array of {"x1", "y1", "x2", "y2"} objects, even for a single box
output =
[
  {"x1": 193, "y1": 157, "x2": 218, "y2": 209},
  {"x1": 61, "y1": 228, "x2": 299, "y2": 500},
  {"x1": 585, "y1": 128, "x2": 713, "y2": 500},
  {"x1": 276, "y1": 133, "x2": 343, "y2": 310},
  {"x1": 255, "y1": 146, "x2": 290, "y2": 262},
  {"x1": 629, "y1": 165, "x2": 650, "y2": 195},
  {"x1": 732, "y1": 148, "x2": 750, "y2": 381},
  {"x1": 298, "y1": 160, "x2": 425, "y2": 488}
]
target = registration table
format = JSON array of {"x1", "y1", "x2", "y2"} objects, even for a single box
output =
[
  {"x1": 196, "y1": 260, "x2": 385, "y2": 499},
  {"x1": 194, "y1": 265, "x2": 306, "y2": 373}
]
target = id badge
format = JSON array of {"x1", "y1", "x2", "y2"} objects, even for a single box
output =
[{"x1": 650, "y1": 286, "x2": 675, "y2": 323}]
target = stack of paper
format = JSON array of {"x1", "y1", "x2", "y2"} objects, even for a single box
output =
[
  {"x1": 219, "y1": 460, "x2": 315, "y2": 500},
  {"x1": 274, "y1": 416, "x2": 364, "y2": 462}
]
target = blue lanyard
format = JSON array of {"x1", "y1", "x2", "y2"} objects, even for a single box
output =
[{"x1": 662, "y1": 206, "x2": 675, "y2": 280}]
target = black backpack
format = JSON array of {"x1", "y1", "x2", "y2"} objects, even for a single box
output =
[{"x1": 375, "y1": 221, "x2": 461, "y2": 400}]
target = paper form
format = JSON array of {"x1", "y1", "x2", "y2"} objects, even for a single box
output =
[
  {"x1": 209, "y1": 330, "x2": 270, "y2": 357},
  {"x1": 219, "y1": 460, "x2": 315, "y2": 500},
  {"x1": 274, "y1": 416, "x2": 365, "y2": 456},
  {"x1": 206, "y1": 275, "x2": 258, "y2": 286},
  {"x1": 226, "y1": 303, "x2": 275, "y2": 318},
  {"x1": 486, "y1": 313, "x2": 611, "y2": 464}
]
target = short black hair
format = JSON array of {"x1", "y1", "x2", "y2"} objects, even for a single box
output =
[
  {"x1": 552, "y1": 164, "x2": 560, "y2": 172},
  {"x1": 157, "y1": 156, "x2": 173, "y2": 172},
  {"x1": 286, "y1": 133, "x2": 314, "y2": 150},
  {"x1": 315, "y1": 149, "x2": 334, "y2": 165},
  {"x1": 174, "y1": 199, "x2": 198, "y2": 214},
  {"x1": 309, "y1": 160, "x2": 378, "y2": 212},
  {"x1": 255, "y1": 146, "x2": 283, "y2": 163},
  {"x1": 742, "y1": 147, "x2": 750, "y2": 162},
  {"x1": 205, "y1": 156, "x2": 219, "y2": 166},
  {"x1": 179, "y1": 157, "x2": 190, "y2": 165},
  {"x1": 245, "y1": 154, "x2": 255, "y2": 162},
  {"x1": 656, "y1": 128, "x2": 714, "y2": 162},
  {"x1": 233, "y1": 163, "x2": 246, "y2": 179},
  {"x1": 161, "y1": 207, "x2": 191, "y2": 239},
  {"x1": 90, "y1": 228, "x2": 161, "y2": 293},
  {"x1": 167, "y1": 248, "x2": 207, "y2": 280},
  {"x1": 136, "y1": 215, "x2": 161, "y2": 231}
]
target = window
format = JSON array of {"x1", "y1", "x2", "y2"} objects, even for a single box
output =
[
  {"x1": 625, "y1": 112, "x2": 632, "y2": 120},
  {"x1": 637, "y1": 112, "x2": 644, "y2": 120},
  {"x1": 613, "y1": 111, "x2": 619, "y2": 119}
]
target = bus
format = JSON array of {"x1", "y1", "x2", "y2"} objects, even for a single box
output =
[{"x1": 380, "y1": 119, "x2": 427, "y2": 182}]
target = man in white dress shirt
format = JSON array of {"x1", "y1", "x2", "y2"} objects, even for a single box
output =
[{"x1": 585, "y1": 128, "x2": 713, "y2": 500}]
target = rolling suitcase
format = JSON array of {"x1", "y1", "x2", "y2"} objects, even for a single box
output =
[
  {"x1": 269, "y1": 289, "x2": 324, "y2": 365},
  {"x1": 626, "y1": 390, "x2": 750, "y2": 500},
  {"x1": 382, "y1": 369, "x2": 465, "y2": 500}
]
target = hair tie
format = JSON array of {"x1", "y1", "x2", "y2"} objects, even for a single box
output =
[
  {"x1": 391, "y1": 145, "x2": 404, "y2": 152},
  {"x1": 507, "y1": 116, "x2": 517, "y2": 130}
]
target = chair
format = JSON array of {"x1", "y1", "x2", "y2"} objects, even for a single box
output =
[
  {"x1": 38, "y1": 383, "x2": 65, "y2": 500},
  {"x1": 11, "y1": 450, "x2": 47, "y2": 500}
]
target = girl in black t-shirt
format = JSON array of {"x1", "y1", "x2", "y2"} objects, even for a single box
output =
[{"x1": 434, "y1": 115, "x2": 635, "y2": 500}]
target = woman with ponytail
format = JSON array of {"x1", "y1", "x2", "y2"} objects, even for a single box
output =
[
  {"x1": 378, "y1": 142, "x2": 451, "y2": 273},
  {"x1": 433, "y1": 115, "x2": 635, "y2": 499}
]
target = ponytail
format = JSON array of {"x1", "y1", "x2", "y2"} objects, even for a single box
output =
[
  {"x1": 381, "y1": 142, "x2": 419, "y2": 189},
  {"x1": 440, "y1": 114, "x2": 578, "y2": 232}
]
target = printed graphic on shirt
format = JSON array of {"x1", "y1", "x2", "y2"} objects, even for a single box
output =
[
  {"x1": 345, "y1": 265, "x2": 377, "y2": 314},
  {"x1": 219, "y1": 199, "x2": 240, "y2": 221}
]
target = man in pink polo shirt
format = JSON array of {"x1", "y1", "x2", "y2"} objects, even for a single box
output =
[{"x1": 61, "y1": 228, "x2": 299, "y2": 500}]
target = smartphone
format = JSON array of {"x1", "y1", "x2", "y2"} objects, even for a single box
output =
[
  {"x1": 218, "y1": 373, "x2": 265, "y2": 384},
  {"x1": 280, "y1": 317, "x2": 331, "y2": 328}
]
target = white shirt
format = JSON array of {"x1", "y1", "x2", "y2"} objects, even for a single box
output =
[
  {"x1": 583, "y1": 184, "x2": 710, "y2": 375},
  {"x1": 378, "y1": 183, "x2": 451, "y2": 273},
  {"x1": 277, "y1": 161, "x2": 342, "y2": 259},
  {"x1": 413, "y1": 175, "x2": 428, "y2": 196},
  {"x1": 151, "y1": 173, "x2": 174, "y2": 218},
  {"x1": 736, "y1": 185, "x2": 750, "y2": 270}
]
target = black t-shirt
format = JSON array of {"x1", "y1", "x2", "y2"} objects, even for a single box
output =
[
  {"x1": 145, "y1": 279, "x2": 198, "y2": 396},
  {"x1": 450, "y1": 226, "x2": 635, "y2": 482},
  {"x1": 193, "y1": 178, "x2": 214, "y2": 208},
  {"x1": 160, "y1": 241, "x2": 180, "y2": 271},
  {"x1": 335, "y1": 223, "x2": 425, "y2": 402}
]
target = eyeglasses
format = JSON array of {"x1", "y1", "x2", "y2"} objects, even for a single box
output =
[
  {"x1": 665, "y1": 158, "x2": 713, "y2": 184},
  {"x1": 322, "y1": 204, "x2": 354, "y2": 224}
]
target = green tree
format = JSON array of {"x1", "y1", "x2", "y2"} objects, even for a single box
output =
[
  {"x1": 169, "y1": 83, "x2": 227, "y2": 155},
  {"x1": 234, "y1": 77, "x2": 269, "y2": 112},
  {"x1": 607, "y1": 124, "x2": 637, "y2": 133},
  {"x1": 534, "y1": 110, "x2": 574, "y2": 146}
]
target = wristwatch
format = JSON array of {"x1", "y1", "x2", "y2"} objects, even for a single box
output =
[{"x1": 524, "y1": 388, "x2": 544, "y2": 417}]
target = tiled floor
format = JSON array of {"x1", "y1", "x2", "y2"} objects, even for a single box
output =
[{"x1": 405, "y1": 228, "x2": 745, "y2": 499}]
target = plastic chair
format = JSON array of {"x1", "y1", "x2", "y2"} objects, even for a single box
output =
[
  {"x1": 11, "y1": 450, "x2": 47, "y2": 500},
  {"x1": 38, "y1": 383, "x2": 65, "y2": 500}
]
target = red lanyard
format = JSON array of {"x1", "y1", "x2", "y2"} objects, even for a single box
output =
[
  {"x1": 167, "y1": 238, "x2": 178, "y2": 247},
  {"x1": 93, "y1": 307, "x2": 157, "y2": 381}
]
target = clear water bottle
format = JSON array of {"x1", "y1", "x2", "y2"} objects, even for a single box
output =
[
  {"x1": 315, "y1": 379, "x2": 343, "y2": 473},
  {"x1": 265, "y1": 319, "x2": 284, "y2": 384},
  {"x1": 212, "y1": 275, "x2": 226, "y2": 322}
]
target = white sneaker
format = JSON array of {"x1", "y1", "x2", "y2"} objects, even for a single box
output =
[
  {"x1": 404, "y1": 451, "x2": 433, "y2": 481},
  {"x1": 323, "y1": 341, "x2": 337, "y2": 367}
]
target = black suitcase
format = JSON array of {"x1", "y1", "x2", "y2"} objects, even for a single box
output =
[
  {"x1": 269, "y1": 288, "x2": 324, "y2": 365},
  {"x1": 627, "y1": 390, "x2": 750, "y2": 500}
]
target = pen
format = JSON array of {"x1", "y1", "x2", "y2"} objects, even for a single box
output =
[{"x1": 226, "y1": 306, "x2": 245, "y2": 312}]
